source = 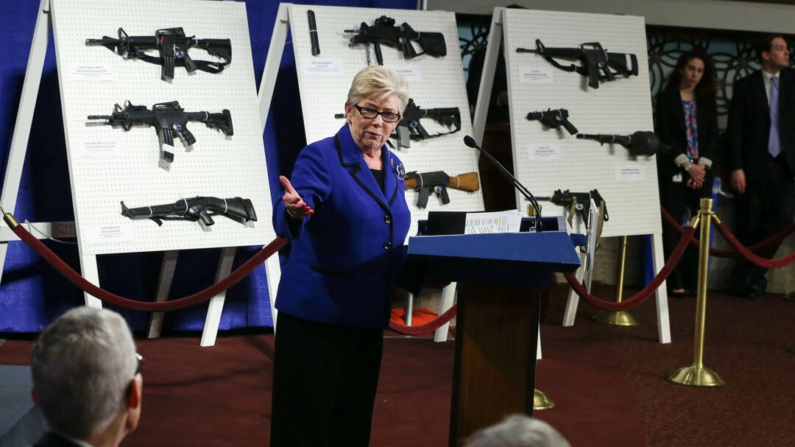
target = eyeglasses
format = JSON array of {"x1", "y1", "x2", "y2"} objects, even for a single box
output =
[
  {"x1": 353, "y1": 104, "x2": 401, "y2": 123},
  {"x1": 135, "y1": 353, "x2": 144, "y2": 376}
]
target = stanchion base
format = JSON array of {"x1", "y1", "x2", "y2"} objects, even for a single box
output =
[
  {"x1": 668, "y1": 365, "x2": 725, "y2": 387},
  {"x1": 592, "y1": 310, "x2": 640, "y2": 326},
  {"x1": 533, "y1": 389, "x2": 555, "y2": 411}
]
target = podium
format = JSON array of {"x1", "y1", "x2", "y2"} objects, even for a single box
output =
[{"x1": 408, "y1": 217, "x2": 580, "y2": 446}]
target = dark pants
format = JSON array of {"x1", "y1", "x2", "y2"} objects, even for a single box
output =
[
  {"x1": 270, "y1": 312, "x2": 384, "y2": 447},
  {"x1": 659, "y1": 172, "x2": 713, "y2": 291},
  {"x1": 734, "y1": 155, "x2": 795, "y2": 289}
]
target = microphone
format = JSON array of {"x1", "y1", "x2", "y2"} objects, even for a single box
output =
[{"x1": 463, "y1": 136, "x2": 543, "y2": 232}]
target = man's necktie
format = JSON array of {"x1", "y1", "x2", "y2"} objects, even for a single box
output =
[{"x1": 769, "y1": 76, "x2": 781, "y2": 158}]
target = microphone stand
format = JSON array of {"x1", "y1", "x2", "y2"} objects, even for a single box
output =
[{"x1": 463, "y1": 136, "x2": 544, "y2": 232}]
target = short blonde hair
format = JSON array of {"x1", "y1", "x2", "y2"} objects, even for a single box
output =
[{"x1": 346, "y1": 65, "x2": 410, "y2": 113}]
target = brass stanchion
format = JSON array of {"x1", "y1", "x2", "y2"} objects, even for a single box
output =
[
  {"x1": 1, "y1": 206, "x2": 19, "y2": 229},
  {"x1": 593, "y1": 235, "x2": 640, "y2": 326},
  {"x1": 669, "y1": 198, "x2": 725, "y2": 387},
  {"x1": 533, "y1": 389, "x2": 555, "y2": 410}
]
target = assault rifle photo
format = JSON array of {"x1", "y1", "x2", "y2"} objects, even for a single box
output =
[
  {"x1": 120, "y1": 196, "x2": 257, "y2": 227},
  {"x1": 86, "y1": 27, "x2": 232, "y2": 81},
  {"x1": 396, "y1": 99, "x2": 460, "y2": 148},
  {"x1": 87, "y1": 101, "x2": 234, "y2": 163},
  {"x1": 345, "y1": 16, "x2": 447, "y2": 65},
  {"x1": 516, "y1": 40, "x2": 638, "y2": 89},
  {"x1": 536, "y1": 189, "x2": 609, "y2": 227},
  {"x1": 404, "y1": 171, "x2": 479, "y2": 208},
  {"x1": 577, "y1": 131, "x2": 671, "y2": 157},
  {"x1": 526, "y1": 109, "x2": 578, "y2": 135}
]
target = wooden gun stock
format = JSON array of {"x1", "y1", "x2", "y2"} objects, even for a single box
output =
[{"x1": 404, "y1": 172, "x2": 480, "y2": 191}]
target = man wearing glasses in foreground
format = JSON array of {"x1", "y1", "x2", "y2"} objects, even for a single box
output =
[{"x1": 31, "y1": 307, "x2": 142, "y2": 447}]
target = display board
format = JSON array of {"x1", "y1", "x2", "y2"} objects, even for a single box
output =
[
  {"x1": 286, "y1": 4, "x2": 485, "y2": 236},
  {"x1": 502, "y1": 8, "x2": 661, "y2": 237},
  {"x1": 51, "y1": 0, "x2": 274, "y2": 255}
]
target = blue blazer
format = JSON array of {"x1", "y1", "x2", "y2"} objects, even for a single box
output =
[{"x1": 273, "y1": 125, "x2": 411, "y2": 329}]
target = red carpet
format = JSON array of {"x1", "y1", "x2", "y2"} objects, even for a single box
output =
[{"x1": 2, "y1": 284, "x2": 795, "y2": 446}]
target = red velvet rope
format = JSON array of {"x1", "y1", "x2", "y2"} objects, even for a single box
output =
[
  {"x1": 660, "y1": 206, "x2": 795, "y2": 258},
  {"x1": 11, "y1": 223, "x2": 286, "y2": 312},
  {"x1": 388, "y1": 303, "x2": 458, "y2": 335},
  {"x1": 713, "y1": 222, "x2": 795, "y2": 269},
  {"x1": 564, "y1": 226, "x2": 696, "y2": 312}
]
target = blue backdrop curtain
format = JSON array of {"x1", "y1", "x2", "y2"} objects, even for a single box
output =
[{"x1": 0, "y1": 0, "x2": 416, "y2": 334}]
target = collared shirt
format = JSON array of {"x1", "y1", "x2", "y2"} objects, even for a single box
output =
[
  {"x1": 762, "y1": 69, "x2": 780, "y2": 104},
  {"x1": 54, "y1": 432, "x2": 95, "y2": 447}
]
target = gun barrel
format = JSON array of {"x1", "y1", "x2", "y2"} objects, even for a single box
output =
[
  {"x1": 577, "y1": 134, "x2": 602, "y2": 140},
  {"x1": 87, "y1": 115, "x2": 112, "y2": 120},
  {"x1": 85, "y1": 38, "x2": 120, "y2": 46},
  {"x1": 516, "y1": 48, "x2": 539, "y2": 54}
]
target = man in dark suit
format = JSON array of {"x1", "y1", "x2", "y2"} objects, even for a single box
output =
[
  {"x1": 30, "y1": 307, "x2": 142, "y2": 447},
  {"x1": 726, "y1": 35, "x2": 795, "y2": 298}
]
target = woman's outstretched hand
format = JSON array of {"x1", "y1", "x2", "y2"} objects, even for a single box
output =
[{"x1": 280, "y1": 176, "x2": 314, "y2": 219}]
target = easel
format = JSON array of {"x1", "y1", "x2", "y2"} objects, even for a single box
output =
[
  {"x1": 469, "y1": 7, "x2": 670, "y2": 344},
  {"x1": 0, "y1": 0, "x2": 281, "y2": 346}
]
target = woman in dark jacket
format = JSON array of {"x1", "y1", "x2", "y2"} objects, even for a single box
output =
[{"x1": 655, "y1": 50, "x2": 719, "y2": 296}]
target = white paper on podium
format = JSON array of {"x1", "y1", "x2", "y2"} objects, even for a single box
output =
[{"x1": 464, "y1": 211, "x2": 523, "y2": 234}]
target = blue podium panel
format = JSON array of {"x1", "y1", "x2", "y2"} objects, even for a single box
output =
[{"x1": 407, "y1": 232, "x2": 581, "y2": 287}]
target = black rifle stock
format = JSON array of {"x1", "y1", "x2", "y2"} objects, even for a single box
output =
[
  {"x1": 86, "y1": 27, "x2": 232, "y2": 81},
  {"x1": 536, "y1": 189, "x2": 609, "y2": 226},
  {"x1": 577, "y1": 131, "x2": 671, "y2": 157},
  {"x1": 526, "y1": 109, "x2": 578, "y2": 135},
  {"x1": 120, "y1": 196, "x2": 256, "y2": 227},
  {"x1": 345, "y1": 16, "x2": 446, "y2": 65},
  {"x1": 396, "y1": 99, "x2": 461, "y2": 148},
  {"x1": 404, "y1": 171, "x2": 479, "y2": 208},
  {"x1": 87, "y1": 100, "x2": 234, "y2": 163},
  {"x1": 516, "y1": 40, "x2": 638, "y2": 89}
]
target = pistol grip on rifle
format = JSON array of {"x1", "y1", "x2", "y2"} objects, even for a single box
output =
[
  {"x1": 183, "y1": 52, "x2": 198, "y2": 73},
  {"x1": 436, "y1": 186, "x2": 450, "y2": 205},
  {"x1": 416, "y1": 186, "x2": 430, "y2": 208},
  {"x1": 562, "y1": 119, "x2": 578, "y2": 135},
  {"x1": 373, "y1": 42, "x2": 384, "y2": 65},
  {"x1": 414, "y1": 122, "x2": 430, "y2": 140},
  {"x1": 180, "y1": 126, "x2": 196, "y2": 146},
  {"x1": 199, "y1": 211, "x2": 215, "y2": 227}
]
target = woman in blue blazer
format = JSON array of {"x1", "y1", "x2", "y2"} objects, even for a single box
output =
[
  {"x1": 655, "y1": 50, "x2": 719, "y2": 296},
  {"x1": 270, "y1": 66, "x2": 411, "y2": 447}
]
